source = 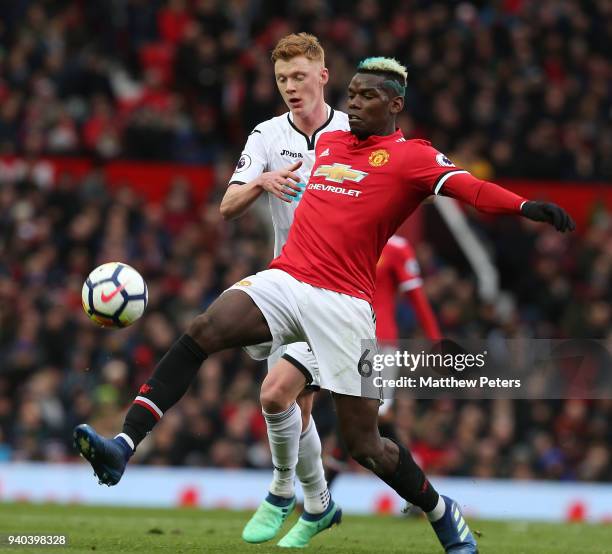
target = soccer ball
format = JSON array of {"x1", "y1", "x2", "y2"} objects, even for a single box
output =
[{"x1": 82, "y1": 262, "x2": 148, "y2": 328}]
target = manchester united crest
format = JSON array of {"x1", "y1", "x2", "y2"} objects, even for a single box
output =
[{"x1": 369, "y1": 149, "x2": 390, "y2": 167}]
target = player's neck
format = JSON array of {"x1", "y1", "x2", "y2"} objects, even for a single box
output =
[
  {"x1": 291, "y1": 102, "x2": 328, "y2": 138},
  {"x1": 373, "y1": 121, "x2": 397, "y2": 137},
  {"x1": 357, "y1": 121, "x2": 397, "y2": 141}
]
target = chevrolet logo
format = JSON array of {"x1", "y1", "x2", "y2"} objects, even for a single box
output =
[{"x1": 314, "y1": 164, "x2": 368, "y2": 184}]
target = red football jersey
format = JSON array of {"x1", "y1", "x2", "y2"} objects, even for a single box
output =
[
  {"x1": 374, "y1": 236, "x2": 422, "y2": 342},
  {"x1": 270, "y1": 129, "x2": 525, "y2": 303}
]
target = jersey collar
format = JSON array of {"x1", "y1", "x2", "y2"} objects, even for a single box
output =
[{"x1": 287, "y1": 104, "x2": 335, "y2": 151}]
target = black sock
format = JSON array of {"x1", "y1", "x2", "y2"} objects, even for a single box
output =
[
  {"x1": 122, "y1": 334, "x2": 207, "y2": 448},
  {"x1": 381, "y1": 438, "x2": 439, "y2": 512}
]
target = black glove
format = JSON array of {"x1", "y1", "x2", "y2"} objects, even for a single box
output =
[{"x1": 521, "y1": 201, "x2": 576, "y2": 232}]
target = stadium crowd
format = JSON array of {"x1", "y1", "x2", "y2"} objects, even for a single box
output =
[
  {"x1": 0, "y1": 164, "x2": 610, "y2": 481},
  {"x1": 0, "y1": 0, "x2": 610, "y2": 483},
  {"x1": 0, "y1": 0, "x2": 610, "y2": 180}
]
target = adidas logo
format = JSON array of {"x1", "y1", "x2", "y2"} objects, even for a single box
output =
[
  {"x1": 453, "y1": 502, "x2": 471, "y2": 542},
  {"x1": 320, "y1": 148, "x2": 330, "y2": 157}
]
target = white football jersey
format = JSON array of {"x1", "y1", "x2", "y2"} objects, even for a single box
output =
[{"x1": 229, "y1": 105, "x2": 349, "y2": 257}]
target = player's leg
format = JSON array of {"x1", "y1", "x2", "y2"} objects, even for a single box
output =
[
  {"x1": 334, "y1": 394, "x2": 477, "y2": 553},
  {"x1": 270, "y1": 344, "x2": 331, "y2": 518},
  {"x1": 276, "y1": 403, "x2": 341, "y2": 548},
  {"x1": 296, "y1": 389, "x2": 313, "y2": 429},
  {"x1": 295, "y1": 389, "x2": 331, "y2": 516},
  {"x1": 296, "y1": 287, "x2": 476, "y2": 553},
  {"x1": 75, "y1": 269, "x2": 300, "y2": 486},
  {"x1": 243, "y1": 346, "x2": 330, "y2": 545},
  {"x1": 260, "y1": 356, "x2": 308, "y2": 500},
  {"x1": 75, "y1": 289, "x2": 271, "y2": 485},
  {"x1": 242, "y1": 356, "x2": 306, "y2": 543},
  {"x1": 118, "y1": 288, "x2": 272, "y2": 443},
  {"x1": 277, "y1": 292, "x2": 364, "y2": 547}
]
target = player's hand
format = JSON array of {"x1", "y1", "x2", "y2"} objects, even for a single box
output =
[
  {"x1": 521, "y1": 201, "x2": 576, "y2": 232},
  {"x1": 257, "y1": 161, "x2": 305, "y2": 203}
]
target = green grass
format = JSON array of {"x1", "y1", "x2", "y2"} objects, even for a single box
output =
[{"x1": 0, "y1": 503, "x2": 608, "y2": 553}]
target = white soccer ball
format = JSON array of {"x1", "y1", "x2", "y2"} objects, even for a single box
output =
[{"x1": 81, "y1": 262, "x2": 148, "y2": 328}]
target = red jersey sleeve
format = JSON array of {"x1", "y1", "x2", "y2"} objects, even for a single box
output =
[
  {"x1": 388, "y1": 237, "x2": 423, "y2": 292},
  {"x1": 405, "y1": 141, "x2": 527, "y2": 214}
]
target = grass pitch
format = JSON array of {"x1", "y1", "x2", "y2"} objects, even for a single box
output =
[{"x1": 0, "y1": 502, "x2": 608, "y2": 553}]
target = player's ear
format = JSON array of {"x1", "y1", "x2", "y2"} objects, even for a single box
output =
[
  {"x1": 390, "y1": 96, "x2": 404, "y2": 115},
  {"x1": 320, "y1": 66, "x2": 329, "y2": 85}
]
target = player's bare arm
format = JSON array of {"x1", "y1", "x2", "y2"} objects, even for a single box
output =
[{"x1": 220, "y1": 161, "x2": 304, "y2": 220}]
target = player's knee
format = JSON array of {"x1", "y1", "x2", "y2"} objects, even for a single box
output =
[
  {"x1": 346, "y1": 435, "x2": 383, "y2": 471},
  {"x1": 260, "y1": 381, "x2": 292, "y2": 414},
  {"x1": 187, "y1": 312, "x2": 219, "y2": 352}
]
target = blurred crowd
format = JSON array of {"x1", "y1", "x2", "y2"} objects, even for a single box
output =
[
  {"x1": 0, "y1": 0, "x2": 610, "y2": 483},
  {"x1": 0, "y1": 163, "x2": 610, "y2": 481},
  {"x1": 0, "y1": 0, "x2": 611, "y2": 179}
]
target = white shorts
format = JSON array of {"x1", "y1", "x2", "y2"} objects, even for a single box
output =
[
  {"x1": 227, "y1": 269, "x2": 378, "y2": 398},
  {"x1": 267, "y1": 342, "x2": 320, "y2": 389}
]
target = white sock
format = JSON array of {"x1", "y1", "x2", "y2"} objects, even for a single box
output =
[
  {"x1": 115, "y1": 433, "x2": 135, "y2": 451},
  {"x1": 426, "y1": 495, "x2": 446, "y2": 522},
  {"x1": 296, "y1": 418, "x2": 330, "y2": 514},
  {"x1": 264, "y1": 402, "x2": 302, "y2": 499}
]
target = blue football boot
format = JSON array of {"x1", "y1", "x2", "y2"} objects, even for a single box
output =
[
  {"x1": 73, "y1": 424, "x2": 131, "y2": 486},
  {"x1": 431, "y1": 496, "x2": 478, "y2": 553}
]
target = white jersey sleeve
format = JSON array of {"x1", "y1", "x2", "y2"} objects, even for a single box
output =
[{"x1": 229, "y1": 126, "x2": 268, "y2": 185}]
